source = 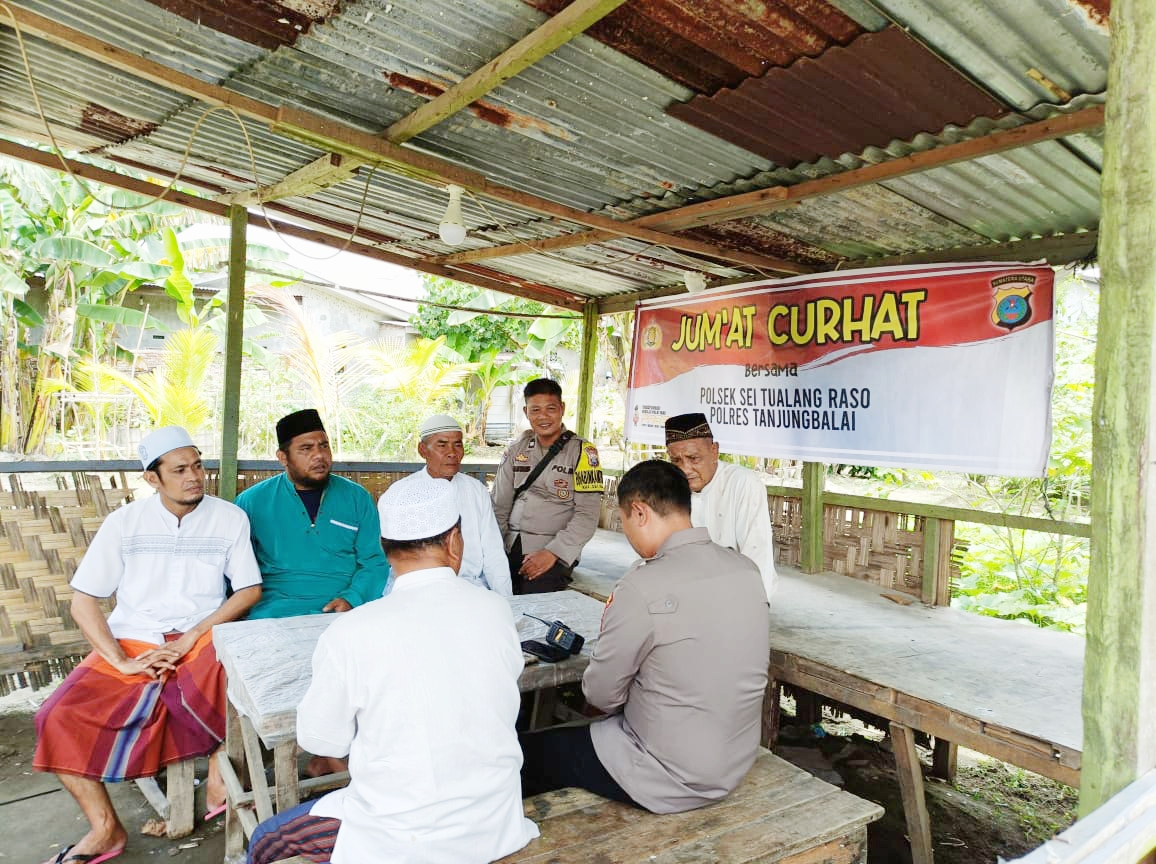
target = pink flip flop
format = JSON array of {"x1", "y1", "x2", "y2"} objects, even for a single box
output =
[
  {"x1": 203, "y1": 802, "x2": 227, "y2": 821},
  {"x1": 54, "y1": 844, "x2": 125, "y2": 864}
]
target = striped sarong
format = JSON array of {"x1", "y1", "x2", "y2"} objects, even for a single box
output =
[
  {"x1": 33, "y1": 630, "x2": 225, "y2": 781},
  {"x1": 248, "y1": 800, "x2": 340, "y2": 864}
]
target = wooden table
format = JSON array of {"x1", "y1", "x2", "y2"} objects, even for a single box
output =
[
  {"x1": 765, "y1": 569, "x2": 1084, "y2": 864},
  {"x1": 213, "y1": 590, "x2": 605, "y2": 862}
]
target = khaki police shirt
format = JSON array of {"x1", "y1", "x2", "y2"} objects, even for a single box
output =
[
  {"x1": 491, "y1": 428, "x2": 603, "y2": 566},
  {"x1": 584, "y1": 527, "x2": 770, "y2": 813}
]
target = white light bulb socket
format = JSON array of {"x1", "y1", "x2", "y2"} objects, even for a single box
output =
[{"x1": 438, "y1": 184, "x2": 467, "y2": 246}]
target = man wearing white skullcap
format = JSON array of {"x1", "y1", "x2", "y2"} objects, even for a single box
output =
[
  {"x1": 247, "y1": 476, "x2": 538, "y2": 864},
  {"x1": 386, "y1": 414, "x2": 511, "y2": 596},
  {"x1": 33, "y1": 427, "x2": 262, "y2": 864}
]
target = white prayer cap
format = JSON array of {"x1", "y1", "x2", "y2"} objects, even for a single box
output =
[
  {"x1": 419, "y1": 414, "x2": 463, "y2": 440},
  {"x1": 139, "y1": 426, "x2": 197, "y2": 469},
  {"x1": 378, "y1": 476, "x2": 459, "y2": 540}
]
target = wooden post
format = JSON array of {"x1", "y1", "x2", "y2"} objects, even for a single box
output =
[
  {"x1": 575, "y1": 300, "x2": 598, "y2": 440},
  {"x1": 1082, "y1": 0, "x2": 1156, "y2": 817},
  {"x1": 892, "y1": 722, "x2": 934, "y2": 864},
  {"x1": 218, "y1": 205, "x2": 246, "y2": 502},
  {"x1": 800, "y1": 461, "x2": 825, "y2": 573}
]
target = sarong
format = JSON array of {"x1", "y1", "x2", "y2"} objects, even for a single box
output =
[{"x1": 33, "y1": 630, "x2": 225, "y2": 781}]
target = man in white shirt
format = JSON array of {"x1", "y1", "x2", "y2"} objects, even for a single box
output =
[
  {"x1": 33, "y1": 426, "x2": 262, "y2": 864},
  {"x1": 389, "y1": 413, "x2": 511, "y2": 595},
  {"x1": 246, "y1": 475, "x2": 538, "y2": 864},
  {"x1": 665, "y1": 412, "x2": 778, "y2": 602}
]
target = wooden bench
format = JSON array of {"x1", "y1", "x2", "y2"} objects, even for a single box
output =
[
  {"x1": 272, "y1": 750, "x2": 882, "y2": 864},
  {"x1": 501, "y1": 749, "x2": 882, "y2": 863}
]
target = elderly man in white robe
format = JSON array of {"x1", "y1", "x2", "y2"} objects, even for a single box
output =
[
  {"x1": 664, "y1": 412, "x2": 778, "y2": 602},
  {"x1": 245, "y1": 474, "x2": 537, "y2": 864},
  {"x1": 388, "y1": 414, "x2": 511, "y2": 596}
]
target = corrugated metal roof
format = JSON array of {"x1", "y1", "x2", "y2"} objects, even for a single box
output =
[
  {"x1": 855, "y1": 0, "x2": 1109, "y2": 110},
  {"x1": 668, "y1": 26, "x2": 1008, "y2": 167},
  {"x1": 0, "y1": 0, "x2": 1109, "y2": 305},
  {"x1": 139, "y1": 0, "x2": 341, "y2": 51},
  {"x1": 0, "y1": 32, "x2": 190, "y2": 150},
  {"x1": 14, "y1": 0, "x2": 264, "y2": 83},
  {"x1": 519, "y1": 0, "x2": 864, "y2": 95}
]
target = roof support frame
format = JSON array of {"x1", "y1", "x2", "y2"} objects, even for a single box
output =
[
  {"x1": 221, "y1": 0, "x2": 629, "y2": 206},
  {"x1": 0, "y1": 6, "x2": 804, "y2": 277},
  {"x1": 438, "y1": 106, "x2": 1105, "y2": 267}
]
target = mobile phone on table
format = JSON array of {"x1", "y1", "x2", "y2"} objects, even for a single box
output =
[{"x1": 521, "y1": 639, "x2": 570, "y2": 663}]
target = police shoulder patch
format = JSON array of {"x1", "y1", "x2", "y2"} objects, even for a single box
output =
[{"x1": 573, "y1": 443, "x2": 604, "y2": 493}]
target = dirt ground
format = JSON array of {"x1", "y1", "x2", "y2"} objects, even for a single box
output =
[{"x1": 0, "y1": 686, "x2": 1076, "y2": 864}]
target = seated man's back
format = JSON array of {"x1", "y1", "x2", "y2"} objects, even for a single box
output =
[
  {"x1": 303, "y1": 574, "x2": 530, "y2": 858},
  {"x1": 249, "y1": 474, "x2": 537, "y2": 864},
  {"x1": 587, "y1": 530, "x2": 769, "y2": 811}
]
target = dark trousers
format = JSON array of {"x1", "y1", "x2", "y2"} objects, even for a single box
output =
[
  {"x1": 520, "y1": 724, "x2": 639, "y2": 807},
  {"x1": 508, "y1": 536, "x2": 573, "y2": 594}
]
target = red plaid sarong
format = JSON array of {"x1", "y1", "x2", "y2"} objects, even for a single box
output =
[{"x1": 33, "y1": 630, "x2": 225, "y2": 781}]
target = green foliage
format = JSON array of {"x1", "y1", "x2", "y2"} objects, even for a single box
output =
[
  {"x1": 944, "y1": 271, "x2": 1097, "y2": 633},
  {"x1": 410, "y1": 276, "x2": 578, "y2": 359}
]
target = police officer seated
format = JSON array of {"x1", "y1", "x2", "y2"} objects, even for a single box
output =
[{"x1": 520, "y1": 460, "x2": 769, "y2": 813}]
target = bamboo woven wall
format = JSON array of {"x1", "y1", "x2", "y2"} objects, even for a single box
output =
[
  {"x1": 771, "y1": 494, "x2": 960, "y2": 600},
  {"x1": 0, "y1": 474, "x2": 126, "y2": 694}
]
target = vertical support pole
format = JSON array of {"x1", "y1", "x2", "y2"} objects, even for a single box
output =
[
  {"x1": 218, "y1": 205, "x2": 246, "y2": 502},
  {"x1": 1082, "y1": 0, "x2": 1156, "y2": 817},
  {"x1": 800, "y1": 461, "x2": 825, "y2": 573},
  {"x1": 575, "y1": 299, "x2": 598, "y2": 440},
  {"x1": 921, "y1": 517, "x2": 941, "y2": 605}
]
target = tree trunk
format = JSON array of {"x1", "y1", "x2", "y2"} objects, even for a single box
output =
[{"x1": 0, "y1": 298, "x2": 21, "y2": 452}]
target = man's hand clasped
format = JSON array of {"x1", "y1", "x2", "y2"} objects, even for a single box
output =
[{"x1": 519, "y1": 549, "x2": 558, "y2": 581}]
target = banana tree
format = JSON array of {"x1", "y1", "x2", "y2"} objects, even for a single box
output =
[{"x1": 0, "y1": 158, "x2": 190, "y2": 452}]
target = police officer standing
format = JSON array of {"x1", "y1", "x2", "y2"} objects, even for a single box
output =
[{"x1": 492, "y1": 378, "x2": 603, "y2": 594}]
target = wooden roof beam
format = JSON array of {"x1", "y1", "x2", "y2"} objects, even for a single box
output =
[
  {"x1": 442, "y1": 106, "x2": 1106, "y2": 266},
  {"x1": 0, "y1": 4, "x2": 802, "y2": 276},
  {"x1": 219, "y1": 0, "x2": 626, "y2": 206},
  {"x1": 0, "y1": 139, "x2": 584, "y2": 310}
]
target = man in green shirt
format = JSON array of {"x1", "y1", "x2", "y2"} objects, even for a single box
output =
[{"x1": 238, "y1": 409, "x2": 389, "y2": 619}]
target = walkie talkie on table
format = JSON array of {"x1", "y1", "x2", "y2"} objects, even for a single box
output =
[{"x1": 521, "y1": 613, "x2": 585, "y2": 663}]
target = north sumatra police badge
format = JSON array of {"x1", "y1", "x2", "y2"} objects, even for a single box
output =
[{"x1": 990, "y1": 273, "x2": 1036, "y2": 330}]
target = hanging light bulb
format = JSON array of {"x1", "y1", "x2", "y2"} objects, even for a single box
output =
[
  {"x1": 684, "y1": 270, "x2": 707, "y2": 294},
  {"x1": 438, "y1": 184, "x2": 467, "y2": 246}
]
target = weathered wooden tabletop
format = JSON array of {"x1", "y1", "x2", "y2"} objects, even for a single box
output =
[{"x1": 214, "y1": 589, "x2": 606, "y2": 748}]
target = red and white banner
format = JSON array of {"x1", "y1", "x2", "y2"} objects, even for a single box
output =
[{"x1": 626, "y1": 262, "x2": 1054, "y2": 476}]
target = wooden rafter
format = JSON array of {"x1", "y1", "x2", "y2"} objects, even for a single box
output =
[
  {"x1": 220, "y1": 0, "x2": 627, "y2": 208},
  {"x1": 437, "y1": 106, "x2": 1106, "y2": 266},
  {"x1": 594, "y1": 230, "x2": 1101, "y2": 314},
  {"x1": 0, "y1": 138, "x2": 585, "y2": 310},
  {"x1": 0, "y1": 5, "x2": 803, "y2": 276}
]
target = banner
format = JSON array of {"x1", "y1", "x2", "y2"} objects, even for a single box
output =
[{"x1": 626, "y1": 262, "x2": 1054, "y2": 476}]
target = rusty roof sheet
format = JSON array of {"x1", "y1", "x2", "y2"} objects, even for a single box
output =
[
  {"x1": 668, "y1": 26, "x2": 1008, "y2": 167},
  {"x1": 519, "y1": 0, "x2": 864, "y2": 96}
]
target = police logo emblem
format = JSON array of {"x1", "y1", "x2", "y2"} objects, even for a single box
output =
[
  {"x1": 642, "y1": 323, "x2": 662, "y2": 350},
  {"x1": 557, "y1": 488, "x2": 571, "y2": 500},
  {"x1": 583, "y1": 445, "x2": 600, "y2": 468},
  {"x1": 515, "y1": 452, "x2": 529, "y2": 462},
  {"x1": 990, "y1": 274, "x2": 1036, "y2": 331}
]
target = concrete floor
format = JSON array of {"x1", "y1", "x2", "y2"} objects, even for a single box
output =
[{"x1": 0, "y1": 697, "x2": 224, "y2": 864}]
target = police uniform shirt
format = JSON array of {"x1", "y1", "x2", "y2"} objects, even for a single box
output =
[
  {"x1": 583, "y1": 527, "x2": 770, "y2": 814},
  {"x1": 491, "y1": 428, "x2": 603, "y2": 566}
]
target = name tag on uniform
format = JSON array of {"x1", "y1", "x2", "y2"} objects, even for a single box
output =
[{"x1": 330, "y1": 519, "x2": 358, "y2": 532}]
